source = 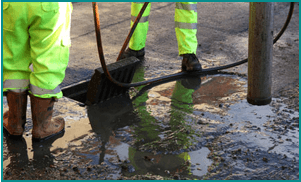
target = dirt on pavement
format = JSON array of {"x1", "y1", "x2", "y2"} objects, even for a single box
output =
[{"x1": 2, "y1": 2, "x2": 299, "y2": 180}]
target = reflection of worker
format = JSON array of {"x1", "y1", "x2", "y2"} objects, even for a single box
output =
[
  {"x1": 3, "y1": 131, "x2": 64, "y2": 179},
  {"x1": 131, "y1": 60, "x2": 201, "y2": 150},
  {"x1": 169, "y1": 78, "x2": 201, "y2": 148},
  {"x1": 127, "y1": 60, "x2": 201, "y2": 176},
  {"x1": 87, "y1": 94, "x2": 138, "y2": 164},
  {"x1": 86, "y1": 62, "x2": 201, "y2": 178},
  {"x1": 3, "y1": 2, "x2": 72, "y2": 140},
  {"x1": 128, "y1": 146, "x2": 192, "y2": 178},
  {"x1": 86, "y1": 90, "x2": 193, "y2": 178},
  {"x1": 4, "y1": 136, "x2": 28, "y2": 172},
  {"x1": 131, "y1": 64, "x2": 161, "y2": 145},
  {"x1": 121, "y1": 2, "x2": 202, "y2": 72}
]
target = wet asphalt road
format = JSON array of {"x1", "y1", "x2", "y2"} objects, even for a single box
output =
[
  {"x1": 2, "y1": 2, "x2": 299, "y2": 180},
  {"x1": 2, "y1": 71, "x2": 299, "y2": 180}
]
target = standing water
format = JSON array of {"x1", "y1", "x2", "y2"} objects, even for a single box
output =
[{"x1": 2, "y1": 72, "x2": 299, "y2": 180}]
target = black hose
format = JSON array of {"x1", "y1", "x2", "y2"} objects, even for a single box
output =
[
  {"x1": 273, "y1": 2, "x2": 295, "y2": 44},
  {"x1": 93, "y1": 2, "x2": 295, "y2": 88}
]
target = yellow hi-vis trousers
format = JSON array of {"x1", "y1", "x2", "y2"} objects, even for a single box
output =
[
  {"x1": 129, "y1": 2, "x2": 198, "y2": 55},
  {"x1": 3, "y1": 2, "x2": 72, "y2": 99}
]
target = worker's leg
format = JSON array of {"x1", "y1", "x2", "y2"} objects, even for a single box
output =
[
  {"x1": 129, "y1": 2, "x2": 151, "y2": 51},
  {"x1": 175, "y1": 2, "x2": 198, "y2": 55},
  {"x1": 3, "y1": 2, "x2": 32, "y2": 92},
  {"x1": 120, "y1": 2, "x2": 151, "y2": 60},
  {"x1": 27, "y1": 2, "x2": 73, "y2": 140},
  {"x1": 3, "y1": 2, "x2": 32, "y2": 136},
  {"x1": 175, "y1": 2, "x2": 202, "y2": 71},
  {"x1": 29, "y1": 2, "x2": 72, "y2": 99}
]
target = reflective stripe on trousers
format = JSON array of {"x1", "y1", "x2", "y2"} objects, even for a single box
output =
[
  {"x1": 129, "y1": 2, "x2": 198, "y2": 55},
  {"x1": 3, "y1": 79, "x2": 29, "y2": 93}
]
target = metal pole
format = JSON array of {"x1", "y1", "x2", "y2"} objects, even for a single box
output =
[{"x1": 247, "y1": 2, "x2": 274, "y2": 105}]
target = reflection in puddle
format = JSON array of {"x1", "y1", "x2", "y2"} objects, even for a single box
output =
[
  {"x1": 3, "y1": 69, "x2": 298, "y2": 180},
  {"x1": 85, "y1": 77, "x2": 211, "y2": 178}
]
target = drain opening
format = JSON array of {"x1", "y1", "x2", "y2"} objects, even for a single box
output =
[{"x1": 61, "y1": 79, "x2": 89, "y2": 104}]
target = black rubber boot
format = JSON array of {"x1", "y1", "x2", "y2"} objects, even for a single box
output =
[
  {"x1": 119, "y1": 48, "x2": 145, "y2": 60},
  {"x1": 181, "y1": 54, "x2": 202, "y2": 72}
]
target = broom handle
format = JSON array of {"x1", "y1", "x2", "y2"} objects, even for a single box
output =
[{"x1": 116, "y1": 2, "x2": 149, "y2": 62}]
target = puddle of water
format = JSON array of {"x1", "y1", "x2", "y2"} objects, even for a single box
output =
[
  {"x1": 2, "y1": 71, "x2": 299, "y2": 180},
  {"x1": 122, "y1": 146, "x2": 212, "y2": 178},
  {"x1": 3, "y1": 117, "x2": 92, "y2": 168},
  {"x1": 225, "y1": 99, "x2": 299, "y2": 158},
  {"x1": 189, "y1": 148, "x2": 212, "y2": 177}
]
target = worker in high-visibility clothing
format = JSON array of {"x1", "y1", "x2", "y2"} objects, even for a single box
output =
[
  {"x1": 3, "y1": 2, "x2": 72, "y2": 141},
  {"x1": 121, "y1": 2, "x2": 202, "y2": 72}
]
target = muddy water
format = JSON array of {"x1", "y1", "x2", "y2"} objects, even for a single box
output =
[{"x1": 2, "y1": 73, "x2": 299, "y2": 180}]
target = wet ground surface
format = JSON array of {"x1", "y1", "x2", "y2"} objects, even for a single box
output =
[
  {"x1": 2, "y1": 62, "x2": 299, "y2": 179},
  {"x1": 2, "y1": 2, "x2": 299, "y2": 180}
]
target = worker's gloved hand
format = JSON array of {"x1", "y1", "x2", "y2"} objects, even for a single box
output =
[{"x1": 180, "y1": 76, "x2": 202, "y2": 90}]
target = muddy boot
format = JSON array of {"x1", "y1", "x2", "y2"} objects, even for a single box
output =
[
  {"x1": 119, "y1": 48, "x2": 145, "y2": 60},
  {"x1": 29, "y1": 94, "x2": 65, "y2": 141},
  {"x1": 3, "y1": 91, "x2": 28, "y2": 137},
  {"x1": 181, "y1": 54, "x2": 202, "y2": 72}
]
